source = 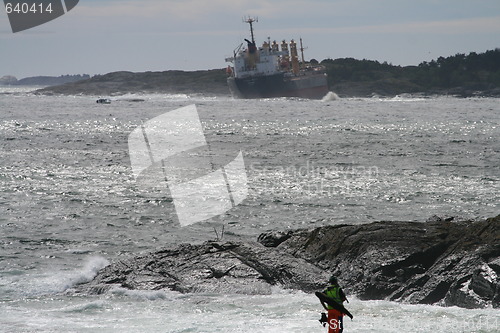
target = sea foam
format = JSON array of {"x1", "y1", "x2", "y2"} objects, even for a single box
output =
[{"x1": 321, "y1": 91, "x2": 340, "y2": 101}]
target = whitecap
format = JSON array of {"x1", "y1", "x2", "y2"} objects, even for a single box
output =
[
  {"x1": 63, "y1": 256, "x2": 110, "y2": 290},
  {"x1": 109, "y1": 286, "x2": 177, "y2": 301},
  {"x1": 321, "y1": 91, "x2": 340, "y2": 101}
]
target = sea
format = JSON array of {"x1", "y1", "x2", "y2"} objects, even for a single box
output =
[{"x1": 0, "y1": 86, "x2": 499, "y2": 333}]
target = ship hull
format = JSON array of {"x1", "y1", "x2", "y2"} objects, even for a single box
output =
[{"x1": 228, "y1": 72, "x2": 329, "y2": 99}]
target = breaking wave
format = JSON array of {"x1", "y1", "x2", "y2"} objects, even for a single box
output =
[{"x1": 321, "y1": 91, "x2": 340, "y2": 101}]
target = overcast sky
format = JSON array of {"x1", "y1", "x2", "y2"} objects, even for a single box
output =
[{"x1": 1, "y1": 0, "x2": 499, "y2": 78}]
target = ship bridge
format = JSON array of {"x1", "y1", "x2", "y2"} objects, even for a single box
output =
[{"x1": 226, "y1": 41, "x2": 288, "y2": 79}]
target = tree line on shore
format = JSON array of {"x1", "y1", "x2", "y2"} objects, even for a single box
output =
[{"x1": 313, "y1": 48, "x2": 500, "y2": 95}]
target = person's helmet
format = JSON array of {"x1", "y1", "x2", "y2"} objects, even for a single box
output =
[{"x1": 329, "y1": 275, "x2": 338, "y2": 284}]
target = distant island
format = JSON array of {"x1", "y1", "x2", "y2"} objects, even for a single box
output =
[
  {"x1": 36, "y1": 70, "x2": 228, "y2": 96},
  {"x1": 0, "y1": 74, "x2": 90, "y2": 87},
  {"x1": 36, "y1": 49, "x2": 500, "y2": 97}
]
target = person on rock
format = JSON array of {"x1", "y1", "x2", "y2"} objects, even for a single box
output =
[{"x1": 317, "y1": 275, "x2": 353, "y2": 333}]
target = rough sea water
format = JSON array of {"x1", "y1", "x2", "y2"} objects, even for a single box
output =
[{"x1": 1, "y1": 86, "x2": 499, "y2": 332}]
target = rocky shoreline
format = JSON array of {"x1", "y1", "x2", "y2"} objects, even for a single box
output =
[
  {"x1": 73, "y1": 215, "x2": 499, "y2": 309},
  {"x1": 35, "y1": 70, "x2": 500, "y2": 98},
  {"x1": 36, "y1": 70, "x2": 229, "y2": 97}
]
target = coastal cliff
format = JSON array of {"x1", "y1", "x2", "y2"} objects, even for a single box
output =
[{"x1": 74, "y1": 215, "x2": 499, "y2": 309}]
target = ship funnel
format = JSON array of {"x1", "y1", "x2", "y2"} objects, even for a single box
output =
[
  {"x1": 272, "y1": 40, "x2": 279, "y2": 52},
  {"x1": 280, "y1": 40, "x2": 290, "y2": 70}
]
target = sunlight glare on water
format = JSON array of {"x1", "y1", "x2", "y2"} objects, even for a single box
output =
[{"x1": 0, "y1": 90, "x2": 499, "y2": 332}]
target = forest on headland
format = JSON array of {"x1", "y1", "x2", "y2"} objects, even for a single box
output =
[
  {"x1": 36, "y1": 49, "x2": 500, "y2": 97},
  {"x1": 316, "y1": 48, "x2": 500, "y2": 97}
]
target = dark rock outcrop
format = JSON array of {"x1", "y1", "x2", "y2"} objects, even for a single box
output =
[
  {"x1": 75, "y1": 215, "x2": 499, "y2": 309},
  {"x1": 76, "y1": 241, "x2": 328, "y2": 296},
  {"x1": 268, "y1": 215, "x2": 499, "y2": 308}
]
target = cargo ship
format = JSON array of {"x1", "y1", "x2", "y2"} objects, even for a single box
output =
[{"x1": 225, "y1": 17, "x2": 329, "y2": 99}]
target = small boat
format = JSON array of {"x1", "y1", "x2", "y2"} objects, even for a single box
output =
[{"x1": 96, "y1": 98, "x2": 111, "y2": 104}]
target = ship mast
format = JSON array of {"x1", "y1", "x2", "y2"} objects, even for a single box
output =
[
  {"x1": 299, "y1": 38, "x2": 307, "y2": 68},
  {"x1": 243, "y1": 16, "x2": 258, "y2": 43}
]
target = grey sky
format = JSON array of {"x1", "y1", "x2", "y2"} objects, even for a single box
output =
[{"x1": 1, "y1": 0, "x2": 499, "y2": 78}]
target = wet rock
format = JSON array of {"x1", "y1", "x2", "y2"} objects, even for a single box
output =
[
  {"x1": 75, "y1": 215, "x2": 499, "y2": 309},
  {"x1": 257, "y1": 231, "x2": 292, "y2": 247},
  {"x1": 273, "y1": 215, "x2": 499, "y2": 308},
  {"x1": 74, "y1": 241, "x2": 328, "y2": 296}
]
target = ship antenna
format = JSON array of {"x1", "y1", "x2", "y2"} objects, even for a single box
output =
[
  {"x1": 243, "y1": 16, "x2": 258, "y2": 43},
  {"x1": 299, "y1": 38, "x2": 308, "y2": 68}
]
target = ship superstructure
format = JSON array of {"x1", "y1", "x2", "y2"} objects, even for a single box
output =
[{"x1": 225, "y1": 17, "x2": 329, "y2": 99}]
